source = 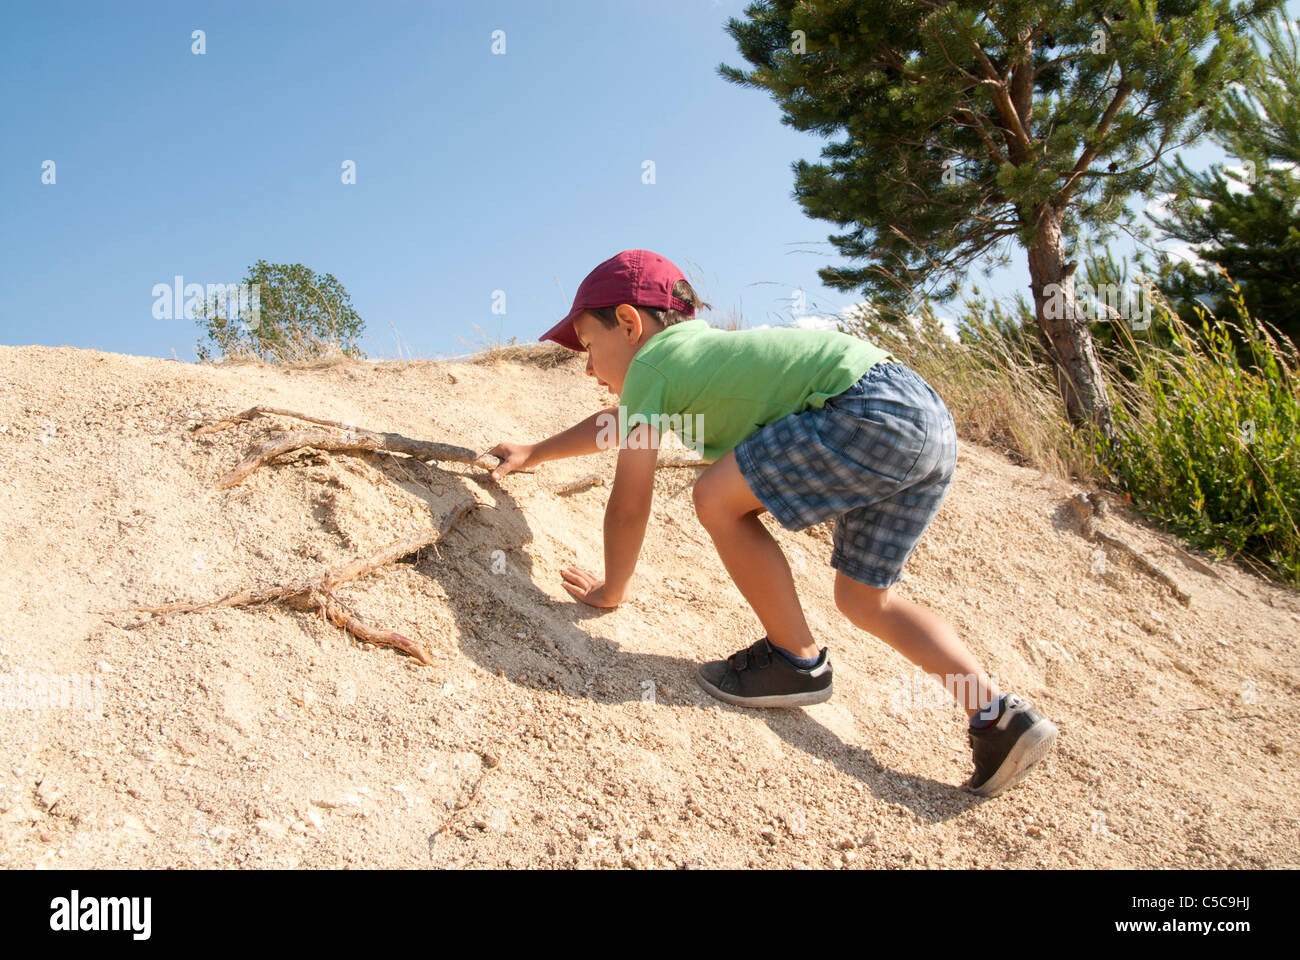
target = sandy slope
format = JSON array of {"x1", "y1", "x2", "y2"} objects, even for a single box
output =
[{"x1": 0, "y1": 343, "x2": 1296, "y2": 869}]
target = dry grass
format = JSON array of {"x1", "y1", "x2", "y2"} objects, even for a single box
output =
[
  {"x1": 461, "y1": 340, "x2": 582, "y2": 368},
  {"x1": 839, "y1": 307, "x2": 1100, "y2": 485},
  {"x1": 206, "y1": 328, "x2": 365, "y2": 370},
  {"x1": 209, "y1": 320, "x2": 583, "y2": 372},
  {"x1": 708, "y1": 305, "x2": 749, "y2": 331},
  {"x1": 453, "y1": 320, "x2": 583, "y2": 369}
]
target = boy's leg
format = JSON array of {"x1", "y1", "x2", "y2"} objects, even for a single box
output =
[
  {"x1": 692, "y1": 450, "x2": 820, "y2": 659},
  {"x1": 832, "y1": 574, "x2": 999, "y2": 719}
]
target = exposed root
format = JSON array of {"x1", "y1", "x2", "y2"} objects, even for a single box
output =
[
  {"x1": 132, "y1": 498, "x2": 477, "y2": 664},
  {"x1": 1071, "y1": 493, "x2": 1191, "y2": 605},
  {"x1": 195, "y1": 407, "x2": 714, "y2": 492},
  {"x1": 312, "y1": 588, "x2": 431, "y2": 664},
  {"x1": 168, "y1": 406, "x2": 707, "y2": 662}
]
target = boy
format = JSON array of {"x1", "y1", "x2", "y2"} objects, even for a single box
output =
[{"x1": 486, "y1": 249, "x2": 1057, "y2": 797}]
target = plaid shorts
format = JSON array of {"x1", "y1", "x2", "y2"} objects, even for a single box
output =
[{"x1": 733, "y1": 362, "x2": 958, "y2": 589}]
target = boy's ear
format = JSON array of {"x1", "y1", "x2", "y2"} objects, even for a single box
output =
[{"x1": 616, "y1": 303, "x2": 644, "y2": 342}]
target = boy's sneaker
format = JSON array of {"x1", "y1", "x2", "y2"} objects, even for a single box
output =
[
  {"x1": 696, "y1": 637, "x2": 832, "y2": 708},
  {"x1": 964, "y1": 694, "x2": 1058, "y2": 797}
]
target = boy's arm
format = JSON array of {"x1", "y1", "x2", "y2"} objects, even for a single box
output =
[
  {"x1": 600, "y1": 423, "x2": 660, "y2": 599},
  {"x1": 561, "y1": 421, "x2": 659, "y2": 607},
  {"x1": 529, "y1": 405, "x2": 620, "y2": 465}
]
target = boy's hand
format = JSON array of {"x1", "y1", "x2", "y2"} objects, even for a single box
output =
[
  {"x1": 561, "y1": 566, "x2": 626, "y2": 608},
  {"x1": 563, "y1": 423, "x2": 656, "y2": 609},
  {"x1": 484, "y1": 441, "x2": 534, "y2": 480}
]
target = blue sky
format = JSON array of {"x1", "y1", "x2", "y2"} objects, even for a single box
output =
[{"x1": 2, "y1": 0, "x2": 1295, "y2": 360}]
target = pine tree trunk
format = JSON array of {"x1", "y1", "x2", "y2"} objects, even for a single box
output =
[{"x1": 1026, "y1": 203, "x2": 1115, "y2": 440}]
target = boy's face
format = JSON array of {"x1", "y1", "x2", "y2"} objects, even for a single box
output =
[{"x1": 572, "y1": 306, "x2": 662, "y2": 397}]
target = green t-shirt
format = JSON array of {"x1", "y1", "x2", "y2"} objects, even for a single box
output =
[{"x1": 616, "y1": 320, "x2": 895, "y2": 463}]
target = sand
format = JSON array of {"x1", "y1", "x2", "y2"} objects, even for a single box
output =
[{"x1": 0, "y1": 343, "x2": 1296, "y2": 869}]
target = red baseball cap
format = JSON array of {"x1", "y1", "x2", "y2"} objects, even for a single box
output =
[{"x1": 540, "y1": 249, "x2": 695, "y2": 352}]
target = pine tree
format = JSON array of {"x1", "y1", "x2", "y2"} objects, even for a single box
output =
[
  {"x1": 718, "y1": 0, "x2": 1282, "y2": 437},
  {"x1": 1147, "y1": 10, "x2": 1300, "y2": 346}
]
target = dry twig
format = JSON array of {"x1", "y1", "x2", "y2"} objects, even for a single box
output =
[
  {"x1": 430, "y1": 750, "x2": 503, "y2": 840},
  {"x1": 555, "y1": 473, "x2": 604, "y2": 496}
]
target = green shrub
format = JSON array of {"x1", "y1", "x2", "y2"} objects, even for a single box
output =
[
  {"x1": 1087, "y1": 284, "x2": 1300, "y2": 583},
  {"x1": 196, "y1": 260, "x2": 365, "y2": 364},
  {"x1": 840, "y1": 281, "x2": 1299, "y2": 583}
]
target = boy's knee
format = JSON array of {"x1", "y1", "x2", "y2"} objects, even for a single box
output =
[
  {"x1": 834, "y1": 575, "x2": 891, "y2": 620},
  {"x1": 691, "y1": 477, "x2": 723, "y2": 527},
  {"x1": 692, "y1": 462, "x2": 765, "y2": 528}
]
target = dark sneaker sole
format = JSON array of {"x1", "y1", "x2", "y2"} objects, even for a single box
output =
[
  {"x1": 695, "y1": 667, "x2": 833, "y2": 708},
  {"x1": 968, "y1": 718, "x2": 1058, "y2": 797}
]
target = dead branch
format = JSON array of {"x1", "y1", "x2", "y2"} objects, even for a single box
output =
[
  {"x1": 1143, "y1": 705, "x2": 1211, "y2": 717},
  {"x1": 555, "y1": 473, "x2": 604, "y2": 496},
  {"x1": 192, "y1": 406, "x2": 515, "y2": 485},
  {"x1": 216, "y1": 431, "x2": 495, "y2": 488},
  {"x1": 132, "y1": 498, "x2": 477, "y2": 663},
  {"x1": 658, "y1": 456, "x2": 707, "y2": 470},
  {"x1": 193, "y1": 406, "x2": 366, "y2": 436}
]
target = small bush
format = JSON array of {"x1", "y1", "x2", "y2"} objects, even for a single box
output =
[
  {"x1": 1087, "y1": 284, "x2": 1300, "y2": 583},
  {"x1": 196, "y1": 260, "x2": 365, "y2": 364}
]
